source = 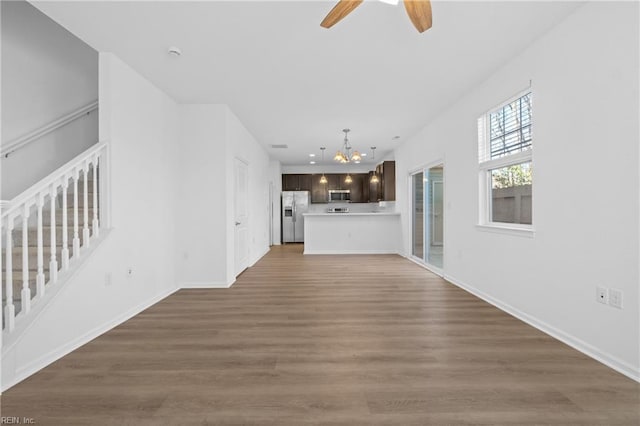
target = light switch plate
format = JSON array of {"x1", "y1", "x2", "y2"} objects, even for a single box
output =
[
  {"x1": 596, "y1": 287, "x2": 608, "y2": 304},
  {"x1": 609, "y1": 288, "x2": 623, "y2": 309}
]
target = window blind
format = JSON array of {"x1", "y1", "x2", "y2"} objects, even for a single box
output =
[{"x1": 489, "y1": 92, "x2": 532, "y2": 159}]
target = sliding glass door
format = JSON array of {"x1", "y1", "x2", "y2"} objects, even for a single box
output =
[
  {"x1": 411, "y1": 164, "x2": 444, "y2": 271},
  {"x1": 412, "y1": 172, "x2": 424, "y2": 260}
]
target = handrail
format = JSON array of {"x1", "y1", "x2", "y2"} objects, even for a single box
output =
[
  {"x1": 1, "y1": 100, "x2": 99, "y2": 159},
  {"x1": 2, "y1": 141, "x2": 106, "y2": 219},
  {"x1": 2, "y1": 140, "x2": 108, "y2": 333}
]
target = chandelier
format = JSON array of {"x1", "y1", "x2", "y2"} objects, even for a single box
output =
[{"x1": 333, "y1": 129, "x2": 361, "y2": 164}]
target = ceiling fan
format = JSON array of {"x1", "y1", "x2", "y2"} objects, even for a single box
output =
[{"x1": 320, "y1": 0, "x2": 432, "y2": 33}]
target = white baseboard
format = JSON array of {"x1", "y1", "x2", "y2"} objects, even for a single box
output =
[
  {"x1": 444, "y1": 273, "x2": 640, "y2": 383},
  {"x1": 403, "y1": 254, "x2": 444, "y2": 277},
  {"x1": 250, "y1": 246, "x2": 270, "y2": 267},
  {"x1": 2, "y1": 287, "x2": 178, "y2": 392},
  {"x1": 179, "y1": 281, "x2": 234, "y2": 289}
]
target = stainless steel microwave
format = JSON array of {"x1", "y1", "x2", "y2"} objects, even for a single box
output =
[{"x1": 328, "y1": 189, "x2": 350, "y2": 202}]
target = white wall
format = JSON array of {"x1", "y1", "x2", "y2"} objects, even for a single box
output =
[
  {"x1": 282, "y1": 163, "x2": 373, "y2": 174},
  {"x1": 225, "y1": 107, "x2": 271, "y2": 268},
  {"x1": 176, "y1": 105, "x2": 229, "y2": 287},
  {"x1": 2, "y1": 53, "x2": 180, "y2": 389},
  {"x1": 269, "y1": 160, "x2": 282, "y2": 246},
  {"x1": 1, "y1": 0, "x2": 98, "y2": 199},
  {"x1": 395, "y1": 2, "x2": 639, "y2": 379},
  {"x1": 175, "y1": 105, "x2": 272, "y2": 288}
]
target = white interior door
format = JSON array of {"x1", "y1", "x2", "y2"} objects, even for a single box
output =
[{"x1": 234, "y1": 159, "x2": 249, "y2": 276}]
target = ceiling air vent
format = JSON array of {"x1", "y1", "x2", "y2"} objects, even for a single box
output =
[{"x1": 271, "y1": 144, "x2": 288, "y2": 149}]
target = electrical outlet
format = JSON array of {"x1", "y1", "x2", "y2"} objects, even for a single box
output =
[
  {"x1": 596, "y1": 286, "x2": 608, "y2": 304},
  {"x1": 609, "y1": 288, "x2": 623, "y2": 309},
  {"x1": 104, "y1": 272, "x2": 112, "y2": 287}
]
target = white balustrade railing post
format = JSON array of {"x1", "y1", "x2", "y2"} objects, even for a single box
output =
[
  {"x1": 36, "y1": 193, "x2": 45, "y2": 298},
  {"x1": 92, "y1": 155, "x2": 100, "y2": 237},
  {"x1": 21, "y1": 204, "x2": 31, "y2": 314},
  {"x1": 72, "y1": 168, "x2": 80, "y2": 259},
  {"x1": 4, "y1": 216, "x2": 15, "y2": 332},
  {"x1": 49, "y1": 184, "x2": 58, "y2": 284},
  {"x1": 83, "y1": 161, "x2": 90, "y2": 248},
  {"x1": 61, "y1": 176, "x2": 70, "y2": 270}
]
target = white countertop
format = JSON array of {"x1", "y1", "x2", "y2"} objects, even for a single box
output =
[{"x1": 303, "y1": 212, "x2": 400, "y2": 217}]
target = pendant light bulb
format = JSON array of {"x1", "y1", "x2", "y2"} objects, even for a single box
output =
[
  {"x1": 320, "y1": 147, "x2": 328, "y2": 184},
  {"x1": 370, "y1": 146, "x2": 379, "y2": 183},
  {"x1": 345, "y1": 174, "x2": 353, "y2": 184}
]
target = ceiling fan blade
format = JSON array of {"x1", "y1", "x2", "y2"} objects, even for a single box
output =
[
  {"x1": 320, "y1": 0, "x2": 364, "y2": 29},
  {"x1": 403, "y1": 0, "x2": 432, "y2": 33}
]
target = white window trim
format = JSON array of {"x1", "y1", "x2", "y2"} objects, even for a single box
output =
[{"x1": 478, "y1": 89, "x2": 534, "y2": 235}]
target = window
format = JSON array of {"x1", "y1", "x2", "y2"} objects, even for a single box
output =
[{"x1": 478, "y1": 91, "x2": 533, "y2": 230}]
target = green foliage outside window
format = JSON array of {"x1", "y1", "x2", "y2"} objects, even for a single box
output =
[{"x1": 492, "y1": 163, "x2": 532, "y2": 189}]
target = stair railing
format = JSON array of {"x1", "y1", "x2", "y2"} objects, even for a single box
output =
[{"x1": 1, "y1": 142, "x2": 108, "y2": 333}]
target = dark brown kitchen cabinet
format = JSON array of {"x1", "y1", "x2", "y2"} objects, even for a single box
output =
[
  {"x1": 348, "y1": 173, "x2": 366, "y2": 203},
  {"x1": 368, "y1": 161, "x2": 395, "y2": 201},
  {"x1": 282, "y1": 174, "x2": 312, "y2": 191},
  {"x1": 327, "y1": 174, "x2": 347, "y2": 190},
  {"x1": 380, "y1": 161, "x2": 396, "y2": 201},
  {"x1": 369, "y1": 171, "x2": 380, "y2": 202},
  {"x1": 311, "y1": 174, "x2": 328, "y2": 203},
  {"x1": 285, "y1": 172, "x2": 372, "y2": 203}
]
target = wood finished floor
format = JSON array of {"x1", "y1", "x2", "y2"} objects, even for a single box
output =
[{"x1": 2, "y1": 244, "x2": 639, "y2": 425}]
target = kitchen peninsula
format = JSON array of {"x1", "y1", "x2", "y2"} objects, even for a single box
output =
[{"x1": 303, "y1": 211, "x2": 401, "y2": 255}]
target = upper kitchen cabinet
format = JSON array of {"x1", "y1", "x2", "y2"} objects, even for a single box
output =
[
  {"x1": 348, "y1": 173, "x2": 367, "y2": 203},
  {"x1": 282, "y1": 174, "x2": 312, "y2": 191},
  {"x1": 327, "y1": 174, "x2": 343, "y2": 190},
  {"x1": 311, "y1": 174, "x2": 328, "y2": 203},
  {"x1": 369, "y1": 171, "x2": 380, "y2": 202},
  {"x1": 380, "y1": 161, "x2": 396, "y2": 201},
  {"x1": 369, "y1": 161, "x2": 396, "y2": 201},
  {"x1": 284, "y1": 172, "x2": 377, "y2": 203}
]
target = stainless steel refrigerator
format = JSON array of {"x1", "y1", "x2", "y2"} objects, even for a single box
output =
[{"x1": 282, "y1": 191, "x2": 310, "y2": 243}]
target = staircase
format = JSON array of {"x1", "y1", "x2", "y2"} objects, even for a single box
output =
[{"x1": 1, "y1": 142, "x2": 107, "y2": 334}]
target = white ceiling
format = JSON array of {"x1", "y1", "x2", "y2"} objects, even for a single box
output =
[{"x1": 32, "y1": 0, "x2": 583, "y2": 166}]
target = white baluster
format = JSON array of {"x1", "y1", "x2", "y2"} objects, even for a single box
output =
[
  {"x1": 36, "y1": 194, "x2": 45, "y2": 298},
  {"x1": 21, "y1": 205, "x2": 31, "y2": 314},
  {"x1": 4, "y1": 216, "x2": 15, "y2": 332},
  {"x1": 92, "y1": 155, "x2": 100, "y2": 237},
  {"x1": 61, "y1": 177, "x2": 70, "y2": 270},
  {"x1": 72, "y1": 168, "x2": 81, "y2": 258},
  {"x1": 49, "y1": 184, "x2": 58, "y2": 283},
  {"x1": 83, "y1": 162, "x2": 90, "y2": 248}
]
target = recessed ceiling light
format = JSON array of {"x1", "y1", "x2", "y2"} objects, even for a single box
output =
[
  {"x1": 361, "y1": 153, "x2": 367, "y2": 157},
  {"x1": 309, "y1": 161, "x2": 316, "y2": 164},
  {"x1": 168, "y1": 46, "x2": 182, "y2": 57},
  {"x1": 309, "y1": 153, "x2": 316, "y2": 157}
]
